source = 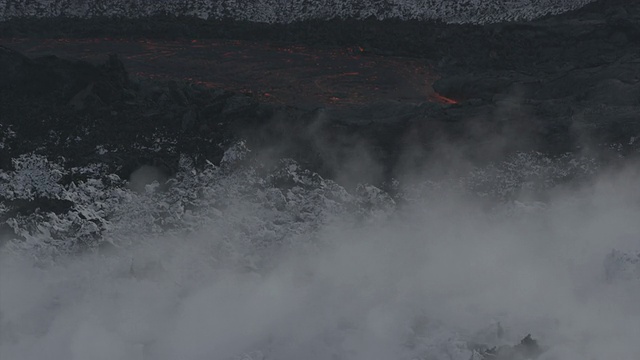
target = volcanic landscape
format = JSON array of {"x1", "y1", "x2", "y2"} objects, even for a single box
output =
[{"x1": 1, "y1": 1, "x2": 639, "y2": 360}]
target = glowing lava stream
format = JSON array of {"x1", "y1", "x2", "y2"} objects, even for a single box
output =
[{"x1": 430, "y1": 92, "x2": 458, "y2": 105}]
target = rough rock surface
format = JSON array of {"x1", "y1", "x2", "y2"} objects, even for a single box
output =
[
  {"x1": 1, "y1": 0, "x2": 639, "y2": 229},
  {"x1": 0, "y1": 0, "x2": 594, "y2": 24}
]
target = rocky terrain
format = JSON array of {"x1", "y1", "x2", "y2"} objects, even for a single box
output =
[
  {"x1": 1, "y1": 0, "x2": 638, "y2": 271},
  {"x1": 0, "y1": 0, "x2": 593, "y2": 24},
  {"x1": 2, "y1": 0, "x2": 639, "y2": 184}
]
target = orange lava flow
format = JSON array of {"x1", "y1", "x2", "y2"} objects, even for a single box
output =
[{"x1": 430, "y1": 92, "x2": 458, "y2": 105}]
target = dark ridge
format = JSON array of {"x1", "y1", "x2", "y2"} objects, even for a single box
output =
[
  {"x1": 551, "y1": 0, "x2": 639, "y2": 19},
  {"x1": 1, "y1": 0, "x2": 638, "y2": 66}
]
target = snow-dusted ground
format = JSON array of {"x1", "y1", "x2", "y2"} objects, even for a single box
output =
[
  {"x1": 0, "y1": 0, "x2": 594, "y2": 24},
  {"x1": 1, "y1": 141, "x2": 639, "y2": 360}
]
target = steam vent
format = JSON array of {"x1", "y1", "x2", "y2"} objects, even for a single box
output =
[{"x1": 1, "y1": 1, "x2": 639, "y2": 359}]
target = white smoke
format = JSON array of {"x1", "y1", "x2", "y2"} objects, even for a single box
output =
[{"x1": 1, "y1": 145, "x2": 638, "y2": 360}]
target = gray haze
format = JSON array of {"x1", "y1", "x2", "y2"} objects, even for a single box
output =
[{"x1": 1, "y1": 148, "x2": 639, "y2": 359}]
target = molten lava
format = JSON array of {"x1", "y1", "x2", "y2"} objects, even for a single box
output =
[{"x1": 430, "y1": 92, "x2": 458, "y2": 105}]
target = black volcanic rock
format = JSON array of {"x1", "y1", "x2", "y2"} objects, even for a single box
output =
[
  {"x1": 1, "y1": 0, "x2": 639, "y2": 187},
  {"x1": 0, "y1": 46, "x2": 252, "y2": 179},
  {"x1": 0, "y1": 46, "x2": 26, "y2": 88},
  {"x1": 1, "y1": 43, "x2": 639, "y2": 191}
]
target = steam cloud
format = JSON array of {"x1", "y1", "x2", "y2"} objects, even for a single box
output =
[{"x1": 1, "y1": 136, "x2": 639, "y2": 359}]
